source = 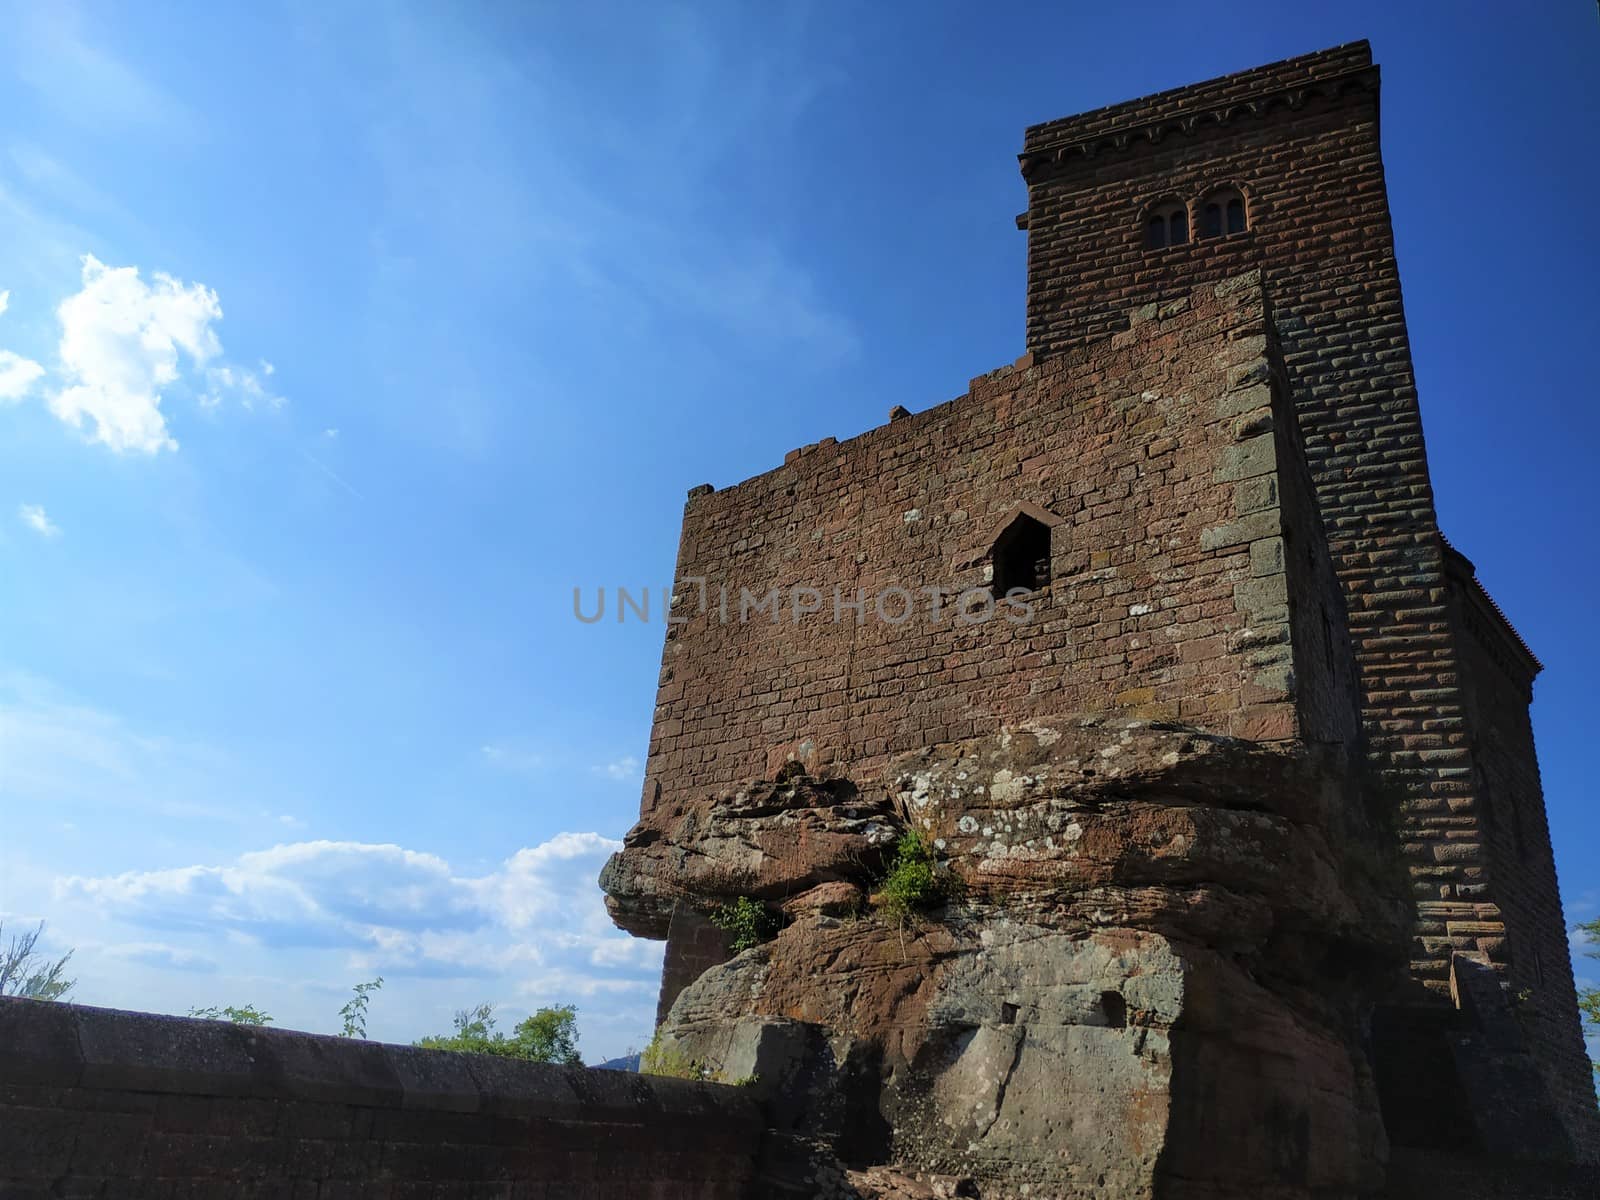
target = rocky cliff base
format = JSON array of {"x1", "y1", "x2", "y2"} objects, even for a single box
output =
[{"x1": 604, "y1": 719, "x2": 1414, "y2": 1198}]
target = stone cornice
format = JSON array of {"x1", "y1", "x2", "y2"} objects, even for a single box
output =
[{"x1": 1018, "y1": 65, "x2": 1379, "y2": 182}]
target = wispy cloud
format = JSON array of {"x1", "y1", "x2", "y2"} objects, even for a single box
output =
[
  {"x1": 103, "y1": 941, "x2": 218, "y2": 973},
  {"x1": 10, "y1": 7, "x2": 201, "y2": 141},
  {"x1": 0, "y1": 671, "x2": 238, "y2": 822},
  {"x1": 202, "y1": 360, "x2": 283, "y2": 412},
  {"x1": 297, "y1": 447, "x2": 362, "y2": 500},
  {"x1": 480, "y1": 743, "x2": 543, "y2": 773},
  {"x1": 18, "y1": 503, "x2": 60, "y2": 538},
  {"x1": 594, "y1": 755, "x2": 640, "y2": 782},
  {"x1": 6, "y1": 143, "x2": 132, "y2": 229},
  {"x1": 359, "y1": 7, "x2": 857, "y2": 364}
]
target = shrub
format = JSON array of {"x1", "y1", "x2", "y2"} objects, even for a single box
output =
[
  {"x1": 417, "y1": 1003, "x2": 582, "y2": 1064},
  {"x1": 877, "y1": 830, "x2": 956, "y2": 923},
  {"x1": 338, "y1": 977, "x2": 383, "y2": 1039},
  {"x1": 188, "y1": 1004, "x2": 272, "y2": 1026},
  {"x1": 708, "y1": 896, "x2": 780, "y2": 952},
  {"x1": 640, "y1": 1029, "x2": 706, "y2": 1080}
]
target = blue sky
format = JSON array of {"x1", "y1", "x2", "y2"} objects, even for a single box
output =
[{"x1": 0, "y1": 2, "x2": 1595, "y2": 1062}]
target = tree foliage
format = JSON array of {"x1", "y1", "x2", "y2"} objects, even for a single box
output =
[
  {"x1": 1577, "y1": 918, "x2": 1600, "y2": 1073},
  {"x1": 416, "y1": 1003, "x2": 581, "y2": 1065},
  {"x1": 0, "y1": 921, "x2": 76, "y2": 1001}
]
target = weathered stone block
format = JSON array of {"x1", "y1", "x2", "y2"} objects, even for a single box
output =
[
  {"x1": 1214, "y1": 432, "x2": 1277, "y2": 482},
  {"x1": 1200, "y1": 510, "x2": 1281, "y2": 551}
]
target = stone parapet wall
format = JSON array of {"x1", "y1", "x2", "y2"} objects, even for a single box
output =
[{"x1": 0, "y1": 997, "x2": 762, "y2": 1198}]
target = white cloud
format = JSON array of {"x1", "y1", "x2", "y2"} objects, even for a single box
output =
[
  {"x1": 1570, "y1": 924, "x2": 1596, "y2": 958},
  {"x1": 60, "y1": 840, "x2": 483, "y2": 943},
  {"x1": 53, "y1": 832, "x2": 663, "y2": 1052},
  {"x1": 477, "y1": 832, "x2": 623, "y2": 931},
  {"x1": 8, "y1": 674, "x2": 662, "y2": 1056},
  {"x1": 17, "y1": 503, "x2": 59, "y2": 537},
  {"x1": 0, "y1": 349, "x2": 45, "y2": 401},
  {"x1": 595, "y1": 755, "x2": 640, "y2": 781},
  {"x1": 48, "y1": 254, "x2": 221, "y2": 453},
  {"x1": 0, "y1": 287, "x2": 46, "y2": 402},
  {"x1": 57, "y1": 832, "x2": 640, "y2": 983}
]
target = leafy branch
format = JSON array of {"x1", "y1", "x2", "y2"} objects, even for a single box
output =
[{"x1": 338, "y1": 977, "x2": 384, "y2": 1039}]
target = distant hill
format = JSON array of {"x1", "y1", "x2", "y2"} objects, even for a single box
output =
[{"x1": 594, "y1": 1053, "x2": 640, "y2": 1072}]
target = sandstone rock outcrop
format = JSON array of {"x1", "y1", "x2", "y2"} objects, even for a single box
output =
[
  {"x1": 603, "y1": 719, "x2": 1409, "y2": 1198},
  {"x1": 600, "y1": 769, "x2": 899, "y2": 940}
]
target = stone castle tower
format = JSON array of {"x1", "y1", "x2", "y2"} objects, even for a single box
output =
[{"x1": 602, "y1": 42, "x2": 1596, "y2": 1196}]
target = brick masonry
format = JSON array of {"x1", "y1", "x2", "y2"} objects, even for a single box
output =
[
  {"x1": 0, "y1": 997, "x2": 762, "y2": 1198},
  {"x1": 1441, "y1": 545, "x2": 1595, "y2": 1135},
  {"x1": 1014, "y1": 40, "x2": 1595, "y2": 1149},
  {"x1": 647, "y1": 272, "x2": 1348, "y2": 799},
  {"x1": 655, "y1": 908, "x2": 733, "y2": 1028},
  {"x1": 628, "y1": 41, "x2": 1598, "y2": 1157}
]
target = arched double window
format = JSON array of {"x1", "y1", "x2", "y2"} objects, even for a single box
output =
[
  {"x1": 1144, "y1": 188, "x2": 1249, "y2": 249},
  {"x1": 1144, "y1": 200, "x2": 1189, "y2": 250},
  {"x1": 1199, "y1": 187, "x2": 1248, "y2": 239}
]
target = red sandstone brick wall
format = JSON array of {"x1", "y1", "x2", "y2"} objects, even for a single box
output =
[
  {"x1": 0, "y1": 998, "x2": 762, "y2": 1198},
  {"x1": 1013, "y1": 41, "x2": 1596, "y2": 1148},
  {"x1": 656, "y1": 908, "x2": 733, "y2": 1027},
  {"x1": 1267, "y1": 339, "x2": 1361, "y2": 753},
  {"x1": 644, "y1": 275, "x2": 1318, "y2": 809},
  {"x1": 1443, "y1": 555, "x2": 1596, "y2": 1134}
]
